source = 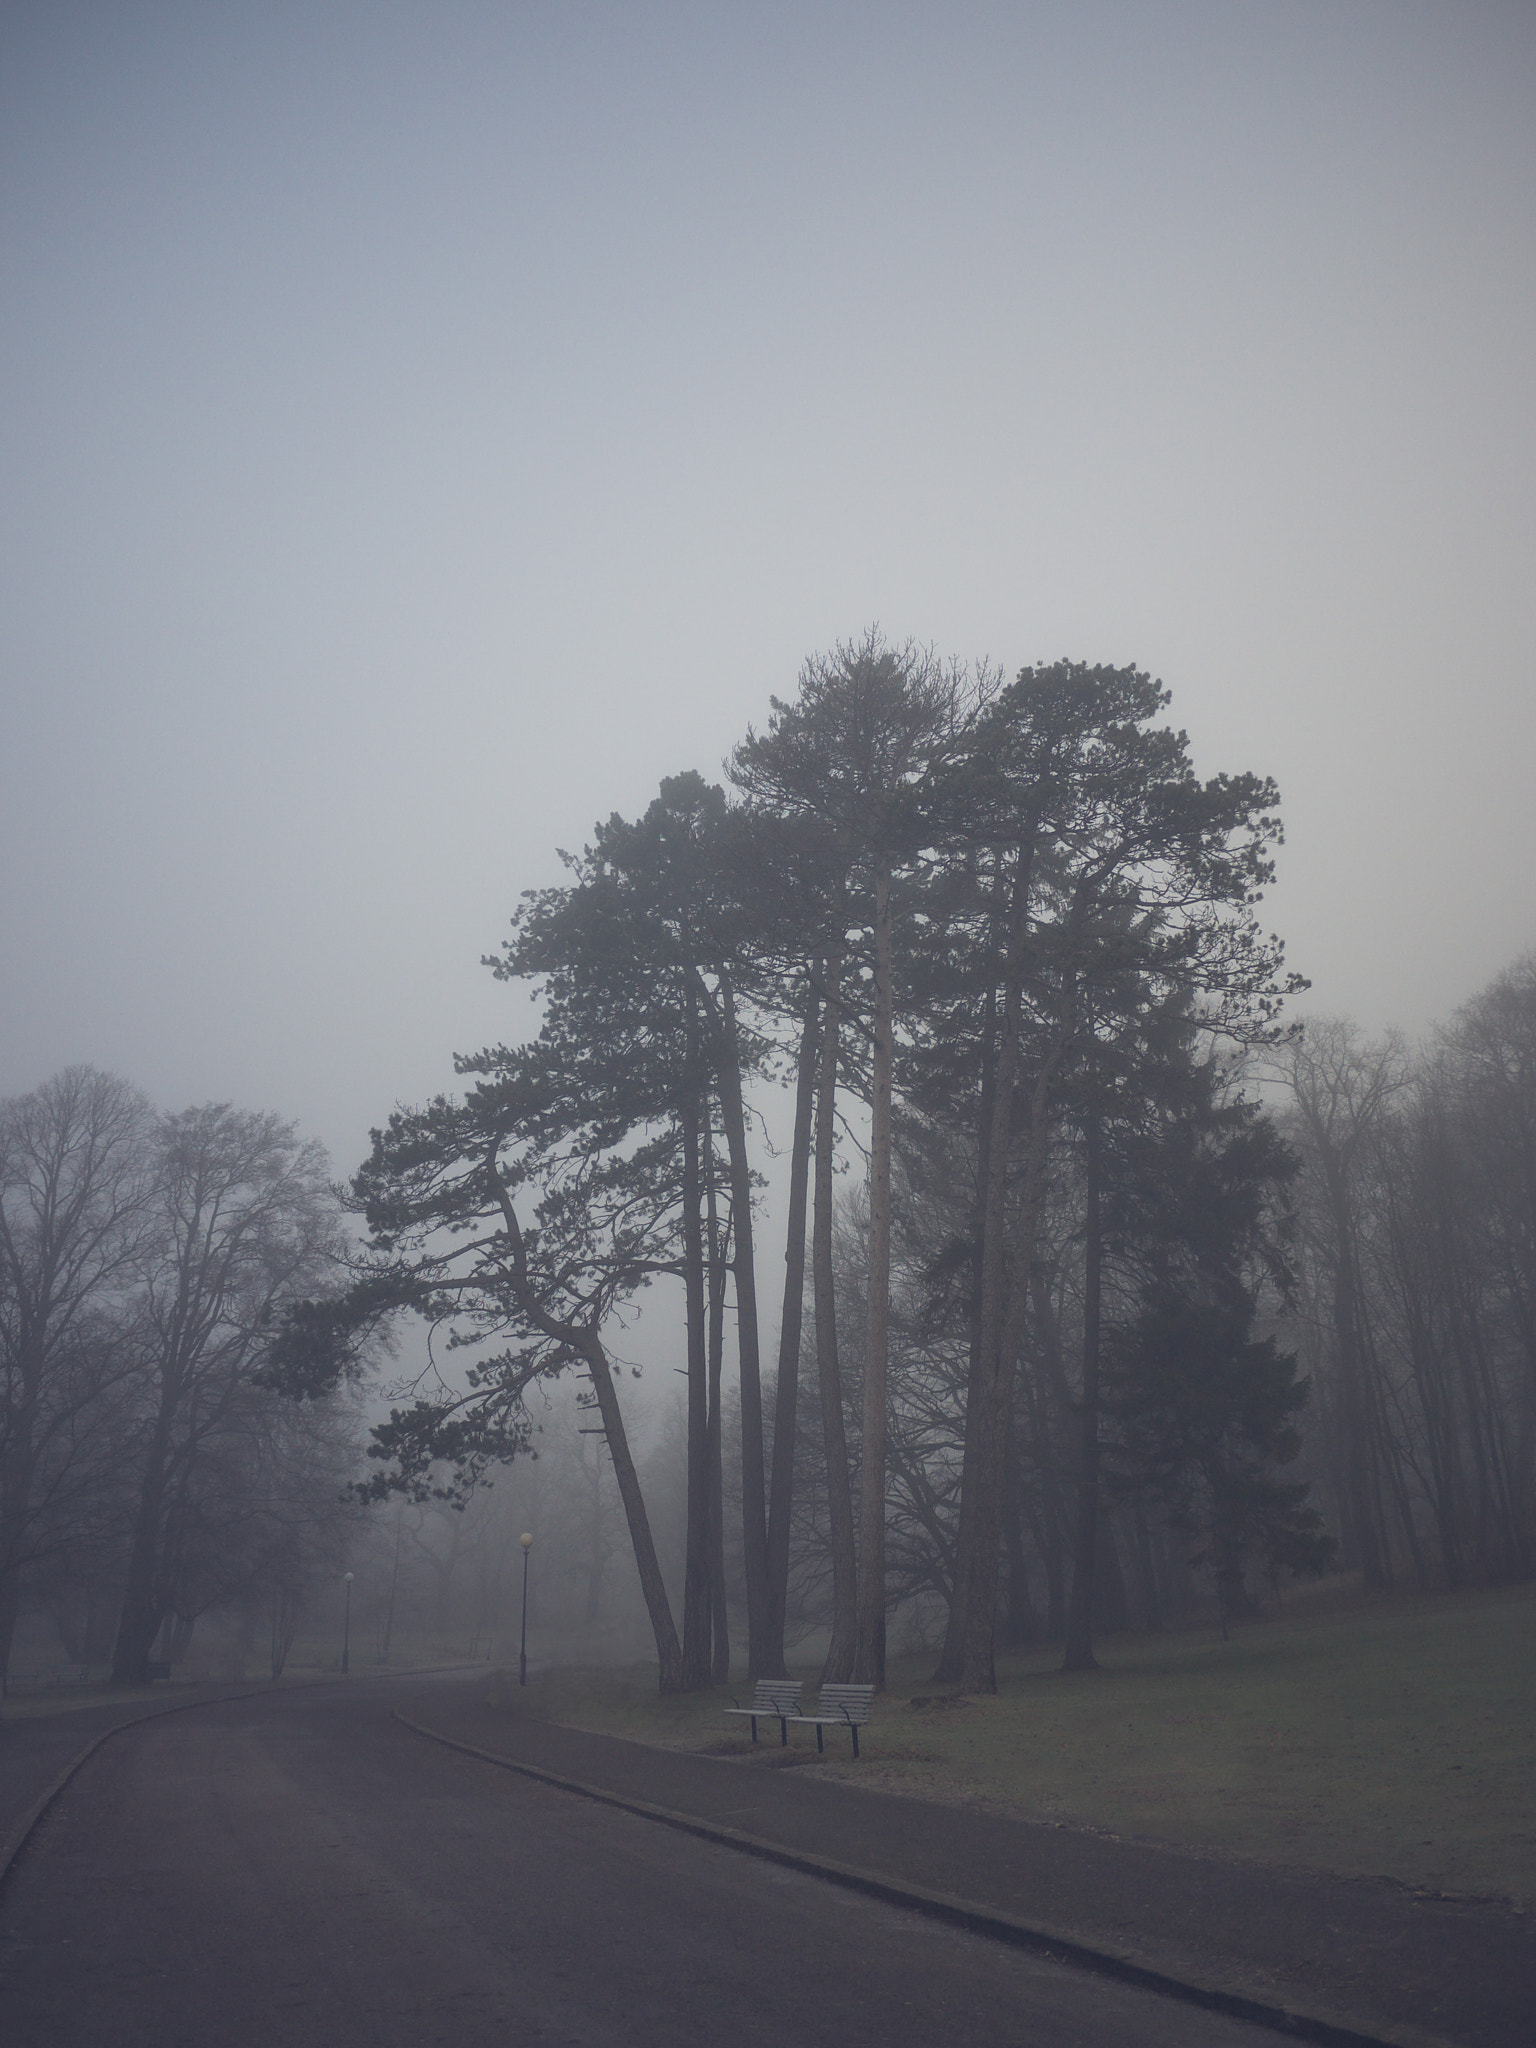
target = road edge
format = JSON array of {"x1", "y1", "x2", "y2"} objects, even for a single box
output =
[
  {"x1": 395, "y1": 1708, "x2": 1456, "y2": 2048},
  {"x1": 0, "y1": 1684, "x2": 289, "y2": 1896},
  {"x1": 0, "y1": 1663, "x2": 486, "y2": 1895}
]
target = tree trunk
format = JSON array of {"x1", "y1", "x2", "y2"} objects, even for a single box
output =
[
  {"x1": 1328, "y1": 1163, "x2": 1389, "y2": 1592},
  {"x1": 934, "y1": 842, "x2": 1036, "y2": 1683},
  {"x1": 584, "y1": 1458, "x2": 606, "y2": 1622},
  {"x1": 1133, "y1": 1509, "x2": 1163, "y2": 1632},
  {"x1": 813, "y1": 945, "x2": 859, "y2": 1682},
  {"x1": 955, "y1": 1073, "x2": 1063, "y2": 1690},
  {"x1": 0, "y1": 1404, "x2": 39, "y2": 1694},
  {"x1": 1063, "y1": 1114, "x2": 1103, "y2": 1672},
  {"x1": 1023, "y1": 1267, "x2": 1077, "y2": 1636},
  {"x1": 765, "y1": 987, "x2": 819, "y2": 1673},
  {"x1": 433, "y1": 1558, "x2": 455, "y2": 1634},
  {"x1": 1092, "y1": 1507, "x2": 1130, "y2": 1636},
  {"x1": 0, "y1": 1572, "x2": 20, "y2": 1698},
  {"x1": 954, "y1": 949, "x2": 1080, "y2": 1693},
  {"x1": 679, "y1": 1060, "x2": 714, "y2": 1688},
  {"x1": 1000, "y1": 1417, "x2": 1037, "y2": 1646},
  {"x1": 855, "y1": 861, "x2": 894, "y2": 1687},
  {"x1": 380, "y1": 1512, "x2": 402, "y2": 1663},
  {"x1": 579, "y1": 1331, "x2": 686, "y2": 1691},
  {"x1": 113, "y1": 1419, "x2": 173, "y2": 1686},
  {"x1": 1041, "y1": 1532, "x2": 1067, "y2": 1639},
  {"x1": 487, "y1": 1140, "x2": 684, "y2": 1689},
  {"x1": 271, "y1": 1588, "x2": 301, "y2": 1679},
  {"x1": 710, "y1": 973, "x2": 773, "y2": 1677},
  {"x1": 705, "y1": 1124, "x2": 731, "y2": 1681}
]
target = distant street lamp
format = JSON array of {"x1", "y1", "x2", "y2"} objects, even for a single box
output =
[
  {"x1": 342, "y1": 1571, "x2": 355, "y2": 1675},
  {"x1": 519, "y1": 1533, "x2": 534, "y2": 1687}
]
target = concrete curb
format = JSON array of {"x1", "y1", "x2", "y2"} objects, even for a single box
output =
[
  {"x1": 0, "y1": 1682, "x2": 292, "y2": 1895},
  {"x1": 395, "y1": 1709, "x2": 1449, "y2": 2048},
  {"x1": 0, "y1": 1719, "x2": 131, "y2": 1895}
]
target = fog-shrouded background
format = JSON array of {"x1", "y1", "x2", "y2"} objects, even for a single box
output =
[{"x1": 4, "y1": 0, "x2": 1533, "y2": 1190}]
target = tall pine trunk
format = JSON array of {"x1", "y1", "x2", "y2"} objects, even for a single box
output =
[
  {"x1": 579, "y1": 1330, "x2": 686, "y2": 1691},
  {"x1": 705, "y1": 1131, "x2": 731, "y2": 1682},
  {"x1": 710, "y1": 972, "x2": 773, "y2": 1676},
  {"x1": 1063, "y1": 1110, "x2": 1103, "y2": 1671},
  {"x1": 937, "y1": 843, "x2": 1068, "y2": 1691},
  {"x1": 855, "y1": 862, "x2": 893, "y2": 1686},
  {"x1": 935, "y1": 844, "x2": 1034, "y2": 1682},
  {"x1": 487, "y1": 1156, "x2": 685, "y2": 1692},
  {"x1": 679, "y1": 1057, "x2": 713, "y2": 1688},
  {"x1": 814, "y1": 945, "x2": 859, "y2": 1681},
  {"x1": 765, "y1": 987, "x2": 819, "y2": 1673},
  {"x1": 955, "y1": 969, "x2": 1078, "y2": 1694}
]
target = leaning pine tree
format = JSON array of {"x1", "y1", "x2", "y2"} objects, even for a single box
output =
[{"x1": 267, "y1": 1038, "x2": 694, "y2": 1692}]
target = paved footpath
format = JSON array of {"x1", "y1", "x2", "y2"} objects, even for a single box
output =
[
  {"x1": 401, "y1": 1677, "x2": 1536, "y2": 2048},
  {"x1": 0, "y1": 1677, "x2": 1282, "y2": 2048}
]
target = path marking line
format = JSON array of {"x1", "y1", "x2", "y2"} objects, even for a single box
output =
[{"x1": 394, "y1": 1709, "x2": 1445, "y2": 2048}]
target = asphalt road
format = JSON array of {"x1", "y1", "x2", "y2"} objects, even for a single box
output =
[{"x1": 0, "y1": 1676, "x2": 1281, "y2": 2048}]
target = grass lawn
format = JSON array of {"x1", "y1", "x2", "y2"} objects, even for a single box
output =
[{"x1": 497, "y1": 1581, "x2": 1536, "y2": 1905}]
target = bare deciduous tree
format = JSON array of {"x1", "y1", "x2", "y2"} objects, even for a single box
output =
[
  {"x1": 111, "y1": 1103, "x2": 346, "y2": 1684},
  {"x1": 0, "y1": 1068, "x2": 152, "y2": 1690}
]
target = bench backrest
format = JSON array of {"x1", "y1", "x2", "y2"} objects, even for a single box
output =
[
  {"x1": 815, "y1": 1683, "x2": 875, "y2": 1724},
  {"x1": 751, "y1": 1680, "x2": 804, "y2": 1712}
]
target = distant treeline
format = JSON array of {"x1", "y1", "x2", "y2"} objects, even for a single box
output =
[
  {"x1": 0, "y1": 1075, "x2": 357, "y2": 1692},
  {"x1": 1282, "y1": 1001, "x2": 1536, "y2": 1594}
]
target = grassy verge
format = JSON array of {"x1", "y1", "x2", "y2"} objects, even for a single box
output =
[
  {"x1": 496, "y1": 1582, "x2": 1536, "y2": 1905},
  {"x1": 1, "y1": 1634, "x2": 489, "y2": 1720},
  {"x1": 0, "y1": 1678, "x2": 182, "y2": 1721}
]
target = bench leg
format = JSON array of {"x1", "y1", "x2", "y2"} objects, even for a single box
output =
[
  {"x1": 851, "y1": 1724, "x2": 859, "y2": 1760},
  {"x1": 780, "y1": 1718, "x2": 788, "y2": 1746},
  {"x1": 815, "y1": 1724, "x2": 823, "y2": 1754},
  {"x1": 750, "y1": 1717, "x2": 758, "y2": 1742}
]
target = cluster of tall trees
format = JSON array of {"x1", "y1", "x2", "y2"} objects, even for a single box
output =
[
  {"x1": 283, "y1": 635, "x2": 1336, "y2": 1694},
  {"x1": 752, "y1": 1015, "x2": 1335, "y2": 1667},
  {"x1": 22, "y1": 656, "x2": 1525, "y2": 1705},
  {"x1": 0, "y1": 1068, "x2": 356, "y2": 1691},
  {"x1": 1279, "y1": 976, "x2": 1536, "y2": 1594}
]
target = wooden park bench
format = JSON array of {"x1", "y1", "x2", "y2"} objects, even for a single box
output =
[
  {"x1": 722, "y1": 1679, "x2": 804, "y2": 1746},
  {"x1": 788, "y1": 1682, "x2": 875, "y2": 1759}
]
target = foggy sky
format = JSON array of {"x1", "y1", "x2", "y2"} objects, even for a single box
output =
[{"x1": 4, "y1": 0, "x2": 1534, "y2": 1182}]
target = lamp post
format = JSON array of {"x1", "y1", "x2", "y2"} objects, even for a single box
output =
[
  {"x1": 518, "y1": 1533, "x2": 534, "y2": 1686},
  {"x1": 342, "y1": 1571, "x2": 354, "y2": 1675}
]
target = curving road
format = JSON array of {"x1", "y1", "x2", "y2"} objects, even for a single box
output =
[{"x1": 0, "y1": 1676, "x2": 1279, "y2": 2047}]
